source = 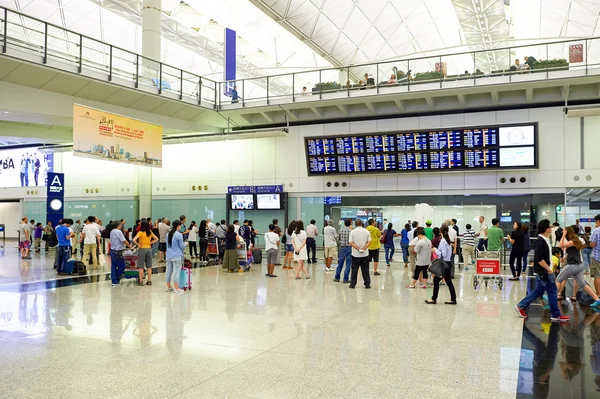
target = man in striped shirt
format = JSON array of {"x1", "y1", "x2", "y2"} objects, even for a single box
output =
[
  {"x1": 462, "y1": 224, "x2": 476, "y2": 270},
  {"x1": 334, "y1": 219, "x2": 353, "y2": 283}
]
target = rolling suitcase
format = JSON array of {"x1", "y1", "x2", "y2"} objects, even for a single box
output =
[
  {"x1": 179, "y1": 265, "x2": 192, "y2": 290},
  {"x1": 73, "y1": 261, "x2": 87, "y2": 276},
  {"x1": 61, "y1": 259, "x2": 76, "y2": 275},
  {"x1": 252, "y1": 249, "x2": 262, "y2": 264}
]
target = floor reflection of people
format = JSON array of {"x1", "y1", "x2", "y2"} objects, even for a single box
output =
[
  {"x1": 109, "y1": 287, "x2": 131, "y2": 347},
  {"x1": 589, "y1": 311, "x2": 600, "y2": 391},
  {"x1": 522, "y1": 316, "x2": 560, "y2": 398},
  {"x1": 559, "y1": 307, "x2": 593, "y2": 381},
  {"x1": 165, "y1": 295, "x2": 188, "y2": 356},
  {"x1": 52, "y1": 287, "x2": 73, "y2": 331},
  {"x1": 82, "y1": 280, "x2": 100, "y2": 326},
  {"x1": 133, "y1": 289, "x2": 157, "y2": 348}
]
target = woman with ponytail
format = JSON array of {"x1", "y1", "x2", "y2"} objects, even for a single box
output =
[
  {"x1": 165, "y1": 220, "x2": 186, "y2": 292},
  {"x1": 425, "y1": 225, "x2": 457, "y2": 305}
]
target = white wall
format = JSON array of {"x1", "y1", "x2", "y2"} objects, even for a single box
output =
[
  {"x1": 0, "y1": 201, "x2": 22, "y2": 238},
  {"x1": 151, "y1": 106, "x2": 591, "y2": 198},
  {"x1": 2, "y1": 106, "x2": 597, "y2": 201}
]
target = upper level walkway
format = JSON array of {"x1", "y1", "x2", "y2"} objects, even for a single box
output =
[{"x1": 2, "y1": 5, "x2": 600, "y2": 127}]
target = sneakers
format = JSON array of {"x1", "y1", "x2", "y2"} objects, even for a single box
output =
[
  {"x1": 342, "y1": 280, "x2": 350, "y2": 284},
  {"x1": 333, "y1": 279, "x2": 340, "y2": 282},
  {"x1": 374, "y1": 271, "x2": 381, "y2": 276},
  {"x1": 515, "y1": 305, "x2": 527, "y2": 318},
  {"x1": 551, "y1": 315, "x2": 570, "y2": 323},
  {"x1": 146, "y1": 281, "x2": 152, "y2": 286},
  {"x1": 591, "y1": 300, "x2": 600, "y2": 308},
  {"x1": 175, "y1": 289, "x2": 184, "y2": 293},
  {"x1": 166, "y1": 288, "x2": 174, "y2": 292},
  {"x1": 111, "y1": 283, "x2": 120, "y2": 287}
]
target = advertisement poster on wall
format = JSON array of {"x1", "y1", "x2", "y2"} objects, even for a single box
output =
[
  {"x1": 0, "y1": 147, "x2": 54, "y2": 188},
  {"x1": 72, "y1": 104, "x2": 163, "y2": 168}
]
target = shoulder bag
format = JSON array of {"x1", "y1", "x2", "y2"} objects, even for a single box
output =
[{"x1": 428, "y1": 259, "x2": 448, "y2": 277}]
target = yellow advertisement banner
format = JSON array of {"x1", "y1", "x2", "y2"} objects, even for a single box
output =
[{"x1": 72, "y1": 104, "x2": 163, "y2": 168}]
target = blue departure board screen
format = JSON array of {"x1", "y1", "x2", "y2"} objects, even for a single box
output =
[
  {"x1": 428, "y1": 130, "x2": 462, "y2": 150},
  {"x1": 308, "y1": 156, "x2": 337, "y2": 174},
  {"x1": 366, "y1": 135, "x2": 396, "y2": 153},
  {"x1": 337, "y1": 155, "x2": 366, "y2": 172},
  {"x1": 336, "y1": 136, "x2": 365, "y2": 154},
  {"x1": 306, "y1": 138, "x2": 336, "y2": 156},
  {"x1": 430, "y1": 151, "x2": 463, "y2": 169},
  {"x1": 305, "y1": 123, "x2": 536, "y2": 175},
  {"x1": 464, "y1": 149, "x2": 499, "y2": 168},
  {"x1": 397, "y1": 133, "x2": 428, "y2": 151},
  {"x1": 366, "y1": 154, "x2": 397, "y2": 171}
]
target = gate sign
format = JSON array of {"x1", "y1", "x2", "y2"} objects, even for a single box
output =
[
  {"x1": 569, "y1": 44, "x2": 583, "y2": 63},
  {"x1": 255, "y1": 185, "x2": 283, "y2": 194},
  {"x1": 228, "y1": 185, "x2": 283, "y2": 194},
  {"x1": 476, "y1": 258, "x2": 500, "y2": 275},
  {"x1": 47, "y1": 172, "x2": 65, "y2": 228}
]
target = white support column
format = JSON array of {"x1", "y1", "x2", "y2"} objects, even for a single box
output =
[
  {"x1": 140, "y1": 0, "x2": 161, "y2": 218},
  {"x1": 142, "y1": 0, "x2": 161, "y2": 62}
]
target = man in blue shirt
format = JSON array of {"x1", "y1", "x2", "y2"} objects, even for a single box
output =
[
  {"x1": 55, "y1": 219, "x2": 74, "y2": 274},
  {"x1": 109, "y1": 222, "x2": 131, "y2": 286}
]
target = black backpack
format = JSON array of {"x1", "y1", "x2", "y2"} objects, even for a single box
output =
[{"x1": 101, "y1": 223, "x2": 116, "y2": 239}]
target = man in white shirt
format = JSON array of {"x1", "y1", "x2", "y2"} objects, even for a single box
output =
[
  {"x1": 158, "y1": 218, "x2": 170, "y2": 264},
  {"x1": 323, "y1": 220, "x2": 339, "y2": 272},
  {"x1": 476, "y1": 216, "x2": 488, "y2": 251},
  {"x1": 81, "y1": 215, "x2": 101, "y2": 269},
  {"x1": 407, "y1": 221, "x2": 419, "y2": 272},
  {"x1": 348, "y1": 219, "x2": 372, "y2": 289},
  {"x1": 233, "y1": 220, "x2": 240, "y2": 235},
  {"x1": 264, "y1": 224, "x2": 280, "y2": 278},
  {"x1": 306, "y1": 220, "x2": 319, "y2": 264}
]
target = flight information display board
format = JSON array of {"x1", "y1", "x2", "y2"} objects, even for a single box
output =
[{"x1": 305, "y1": 123, "x2": 537, "y2": 175}]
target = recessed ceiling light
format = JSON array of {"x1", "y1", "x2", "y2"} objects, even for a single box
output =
[{"x1": 2, "y1": 111, "x2": 8, "y2": 114}]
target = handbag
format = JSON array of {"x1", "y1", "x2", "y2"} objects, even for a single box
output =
[
  {"x1": 98, "y1": 252, "x2": 107, "y2": 267},
  {"x1": 380, "y1": 230, "x2": 387, "y2": 244},
  {"x1": 428, "y1": 259, "x2": 447, "y2": 277}
]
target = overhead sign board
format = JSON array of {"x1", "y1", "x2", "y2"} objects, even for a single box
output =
[
  {"x1": 72, "y1": 104, "x2": 163, "y2": 168},
  {"x1": 228, "y1": 185, "x2": 283, "y2": 194}
]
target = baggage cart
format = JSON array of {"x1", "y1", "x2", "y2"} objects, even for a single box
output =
[
  {"x1": 237, "y1": 241, "x2": 252, "y2": 272},
  {"x1": 207, "y1": 237, "x2": 220, "y2": 265},
  {"x1": 473, "y1": 249, "x2": 503, "y2": 289}
]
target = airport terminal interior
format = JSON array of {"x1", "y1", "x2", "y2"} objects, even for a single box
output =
[{"x1": 2, "y1": 0, "x2": 600, "y2": 398}]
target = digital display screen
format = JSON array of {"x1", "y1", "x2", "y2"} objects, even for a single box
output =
[
  {"x1": 464, "y1": 149, "x2": 499, "y2": 168},
  {"x1": 338, "y1": 155, "x2": 366, "y2": 172},
  {"x1": 305, "y1": 123, "x2": 536, "y2": 175},
  {"x1": 430, "y1": 151, "x2": 463, "y2": 169},
  {"x1": 397, "y1": 133, "x2": 428, "y2": 151},
  {"x1": 366, "y1": 134, "x2": 396, "y2": 153},
  {"x1": 499, "y1": 147, "x2": 535, "y2": 167},
  {"x1": 366, "y1": 154, "x2": 397, "y2": 171},
  {"x1": 428, "y1": 130, "x2": 462, "y2": 150},
  {"x1": 308, "y1": 156, "x2": 337, "y2": 174},
  {"x1": 231, "y1": 195, "x2": 254, "y2": 210},
  {"x1": 336, "y1": 136, "x2": 365, "y2": 154},
  {"x1": 257, "y1": 194, "x2": 281, "y2": 210},
  {"x1": 306, "y1": 138, "x2": 336, "y2": 156}
]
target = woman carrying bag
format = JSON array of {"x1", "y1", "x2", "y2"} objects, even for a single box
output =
[{"x1": 425, "y1": 225, "x2": 457, "y2": 305}]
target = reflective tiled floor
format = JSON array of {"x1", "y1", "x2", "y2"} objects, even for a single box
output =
[{"x1": 0, "y1": 247, "x2": 583, "y2": 398}]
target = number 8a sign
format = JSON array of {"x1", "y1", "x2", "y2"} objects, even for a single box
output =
[{"x1": 476, "y1": 259, "x2": 500, "y2": 275}]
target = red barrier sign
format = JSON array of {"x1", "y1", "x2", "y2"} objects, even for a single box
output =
[
  {"x1": 569, "y1": 44, "x2": 583, "y2": 63},
  {"x1": 476, "y1": 258, "x2": 500, "y2": 275}
]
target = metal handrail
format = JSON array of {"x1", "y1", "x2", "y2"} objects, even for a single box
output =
[{"x1": 1, "y1": 4, "x2": 599, "y2": 108}]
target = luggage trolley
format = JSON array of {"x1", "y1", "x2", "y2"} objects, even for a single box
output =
[
  {"x1": 473, "y1": 249, "x2": 503, "y2": 289},
  {"x1": 207, "y1": 237, "x2": 220, "y2": 265},
  {"x1": 237, "y1": 241, "x2": 252, "y2": 272}
]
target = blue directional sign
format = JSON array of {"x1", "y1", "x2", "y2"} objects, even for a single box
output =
[{"x1": 228, "y1": 185, "x2": 283, "y2": 194}]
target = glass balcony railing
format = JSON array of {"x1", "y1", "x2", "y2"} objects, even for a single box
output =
[{"x1": 1, "y1": 5, "x2": 600, "y2": 111}]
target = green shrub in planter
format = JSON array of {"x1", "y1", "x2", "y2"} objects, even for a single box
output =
[
  {"x1": 314, "y1": 81, "x2": 341, "y2": 91},
  {"x1": 413, "y1": 71, "x2": 443, "y2": 81},
  {"x1": 533, "y1": 59, "x2": 569, "y2": 71}
]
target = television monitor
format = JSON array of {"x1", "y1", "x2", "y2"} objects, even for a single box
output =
[
  {"x1": 231, "y1": 194, "x2": 254, "y2": 210},
  {"x1": 257, "y1": 194, "x2": 281, "y2": 210}
]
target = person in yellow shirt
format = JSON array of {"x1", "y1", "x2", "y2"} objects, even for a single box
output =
[
  {"x1": 133, "y1": 219, "x2": 159, "y2": 286},
  {"x1": 366, "y1": 219, "x2": 382, "y2": 276}
]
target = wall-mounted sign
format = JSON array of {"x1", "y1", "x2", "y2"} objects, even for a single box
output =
[
  {"x1": 0, "y1": 148, "x2": 53, "y2": 188},
  {"x1": 72, "y1": 104, "x2": 163, "y2": 168},
  {"x1": 227, "y1": 185, "x2": 283, "y2": 194},
  {"x1": 46, "y1": 172, "x2": 64, "y2": 227}
]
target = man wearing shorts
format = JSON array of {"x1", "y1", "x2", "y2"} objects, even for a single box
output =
[
  {"x1": 588, "y1": 214, "x2": 600, "y2": 295},
  {"x1": 19, "y1": 217, "x2": 31, "y2": 259},
  {"x1": 323, "y1": 220, "x2": 338, "y2": 272},
  {"x1": 158, "y1": 218, "x2": 170, "y2": 263},
  {"x1": 264, "y1": 224, "x2": 280, "y2": 278},
  {"x1": 366, "y1": 218, "x2": 382, "y2": 276}
]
